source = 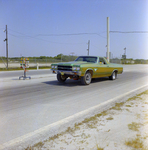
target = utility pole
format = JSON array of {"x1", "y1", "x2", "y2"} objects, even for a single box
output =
[
  {"x1": 107, "y1": 17, "x2": 110, "y2": 62},
  {"x1": 4, "y1": 25, "x2": 8, "y2": 69},
  {"x1": 124, "y1": 47, "x2": 126, "y2": 55},
  {"x1": 87, "y1": 40, "x2": 90, "y2": 56}
]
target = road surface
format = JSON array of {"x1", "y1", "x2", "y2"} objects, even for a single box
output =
[
  {"x1": 0, "y1": 65, "x2": 148, "y2": 146},
  {"x1": 0, "y1": 69, "x2": 51, "y2": 79}
]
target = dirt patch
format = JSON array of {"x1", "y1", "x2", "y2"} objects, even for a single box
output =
[{"x1": 26, "y1": 90, "x2": 148, "y2": 150}]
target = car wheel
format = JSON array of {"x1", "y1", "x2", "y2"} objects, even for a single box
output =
[
  {"x1": 57, "y1": 73, "x2": 67, "y2": 83},
  {"x1": 81, "y1": 71, "x2": 92, "y2": 85},
  {"x1": 109, "y1": 71, "x2": 117, "y2": 80}
]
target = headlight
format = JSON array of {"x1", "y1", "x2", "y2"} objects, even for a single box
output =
[
  {"x1": 51, "y1": 65, "x2": 57, "y2": 69},
  {"x1": 73, "y1": 67, "x2": 76, "y2": 71},
  {"x1": 73, "y1": 66, "x2": 80, "y2": 71},
  {"x1": 76, "y1": 67, "x2": 80, "y2": 71}
]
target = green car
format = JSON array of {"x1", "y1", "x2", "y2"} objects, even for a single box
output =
[{"x1": 51, "y1": 56, "x2": 123, "y2": 85}]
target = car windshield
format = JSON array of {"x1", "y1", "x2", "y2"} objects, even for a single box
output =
[{"x1": 75, "y1": 56, "x2": 97, "y2": 63}]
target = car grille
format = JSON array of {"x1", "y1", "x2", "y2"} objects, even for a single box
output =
[{"x1": 58, "y1": 65, "x2": 72, "y2": 71}]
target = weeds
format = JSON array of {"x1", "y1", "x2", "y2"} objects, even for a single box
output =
[
  {"x1": 136, "y1": 114, "x2": 141, "y2": 119},
  {"x1": 96, "y1": 146, "x2": 104, "y2": 150},
  {"x1": 95, "y1": 113, "x2": 103, "y2": 117},
  {"x1": 126, "y1": 108, "x2": 130, "y2": 112},
  {"x1": 111, "y1": 102, "x2": 124, "y2": 110},
  {"x1": 33, "y1": 141, "x2": 44, "y2": 148},
  {"x1": 125, "y1": 137, "x2": 143, "y2": 149},
  {"x1": 25, "y1": 90, "x2": 148, "y2": 150},
  {"x1": 126, "y1": 91, "x2": 148, "y2": 102},
  {"x1": 106, "y1": 116, "x2": 114, "y2": 120},
  {"x1": 95, "y1": 139, "x2": 104, "y2": 150},
  {"x1": 0, "y1": 66, "x2": 51, "y2": 71},
  {"x1": 101, "y1": 111, "x2": 108, "y2": 116},
  {"x1": 25, "y1": 147, "x2": 32, "y2": 150},
  {"x1": 127, "y1": 95, "x2": 138, "y2": 101},
  {"x1": 87, "y1": 123, "x2": 97, "y2": 129},
  {"x1": 25, "y1": 141, "x2": 44, "y2": 150},
  {"x1": 128, "y1": 122, "x2": 141, "y2": 131},
  {"x1": 137, "y1": 90, "x2": 148, "y2": 96},
  {"x1": 83, "y1": 116, "x2": 97, "y2": 123},
  {"x1": 65, "y1": 127, "x2": 75, "y2": 135}
]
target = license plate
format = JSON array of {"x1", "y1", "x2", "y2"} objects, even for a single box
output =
[{"x1": 61, "y1": 72, "x2": 64, "y2": 75}]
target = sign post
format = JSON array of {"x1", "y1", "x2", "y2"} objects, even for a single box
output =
[{"x1": 19, "y1": 58, "x2": 31, "y2": 80}]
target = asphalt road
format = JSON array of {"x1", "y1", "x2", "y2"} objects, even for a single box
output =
[
  {"x1": 0, "y1": 69, "x2": 51, "y2": 79},
  {"x1": 0, "y1": 65, "x2": 148, "y2": 145}
]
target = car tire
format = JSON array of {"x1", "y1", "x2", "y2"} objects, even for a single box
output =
[
  {"x1": 57, "y1": 73, "x2": 67, "y2": 83},
  {"x1": 109, "y1": 71, "x2": 117, "y2": 80},
  {"x1": 81, "y1": 71, "x2": 92, "y2": 85}
]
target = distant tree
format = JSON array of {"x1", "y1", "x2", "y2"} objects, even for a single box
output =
[
  {"x1": 40, "y1": 56, "x2": 46, "y2": 59},
  {"x1": 54, "y1": 54, "x2": 63, "y2": 60}
]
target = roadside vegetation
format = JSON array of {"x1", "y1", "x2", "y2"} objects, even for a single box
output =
[
  {"x1": 1, "y1": 54, "x2": 148, "y2": 72},
  {"x1": 25, "y1": 90, "x2": 148, "y2": 150},
  {"x1": 0, "y1": 54, "x2": 77, "y2": 64},
  {"x1": 0, "y1": 54, "x2": 148, "y2": 71},
  {"x1": 0, "y1": 66, "x2": 51, "y2": 71}
]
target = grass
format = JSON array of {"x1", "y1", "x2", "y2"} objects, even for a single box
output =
[
  {"x1": 126, "y1": 91, "x2": 148, "y2": 102},
  {"x1": 25, "y1": 147, "x2": 32, "y2": 150},
  {"x1": 106, "y1": 116, "x2": 114, "y2": 120},
  {"x1": 87, "y1": 123, "x2": 97, "y2": 129},
  {"x1": 25, "y1": 90, "x2": 148, "y2": 149},
  {"x1": 101, "y1": 111, "x2": 108, "y2": 116},
  {"x1": 125, "y1": 137, "x2": 144, "y2": 149},
  {"x1": 0, "y1": 66, "x2": 51, "y2": 71},
  {"x1": 96, "y1": 146, "x2": 104, "y2": 150},
  {"x1": 48, "y1": 134, "x2": 61, "y2": 141},
  {"x1": 83, "y1": 116, "x2": 98, "y2": 123},
  {"x1": 81, "y1": 133, "x2": 91, "y2": 139},
  {"x1": 137, "y1": 90, "x2": 148, "y2": 96},
  {"x1": 33, "y1": 141, "x2": 44, "y2": 148},
  {"x1": 25, "y1": 141, "x2": 44, "y2": 150},
  {"x1": 111, "y1": 102, "x2": 125, "y2": 110},
  {"x1": 126, "y1": 108, "x2": 130, "y2": 112},
  {"x1": 136, "y1": 114, "x2": 141, "y2": 119},
  {"x1": 128, "y1": 122, "x2": 141, "y2": 131}
]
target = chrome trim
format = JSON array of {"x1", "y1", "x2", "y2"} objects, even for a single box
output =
[
  {"x1": 84, "y1": 69, "x2": 93, "y2": 76},
  {"x1": 111, "y1": 69, "x2": 118, "y2": 75},
  {"x1": 51, "y1": 69, "x2": 81, "y2": 76}
]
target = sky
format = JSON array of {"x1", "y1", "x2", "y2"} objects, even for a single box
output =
[{"x1": 0, "y1": 0, "x2": 148, "y2": 59}]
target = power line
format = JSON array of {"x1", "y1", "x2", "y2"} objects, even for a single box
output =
[
  {"x1": 35, "y1": 33, "x2": 106, "y2": 38},
  {"x1": 110, "y1": 31, "x2": 148, "y2": 33},
  {"x1": 8, "y1": 28, "x2": 106, "y2": 44},
  {"x1": 8, "y1": 28, "x2": 106, "y2": 38},
  {"x1": 8, "y1": 33, "x2": 86, "y2": 45}
]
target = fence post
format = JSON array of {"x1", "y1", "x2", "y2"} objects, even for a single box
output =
[{"x1": 37, "y1": 63, "x2": 39, "y2": 70}]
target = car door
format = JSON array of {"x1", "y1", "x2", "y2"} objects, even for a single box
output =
[{"x1": 96, "y1": 57, "x2": 110, "y2": 77}]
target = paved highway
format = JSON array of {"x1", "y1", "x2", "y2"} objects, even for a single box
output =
[{"x1": 0, "y1": 65, "x2": 148, "y2": 146}]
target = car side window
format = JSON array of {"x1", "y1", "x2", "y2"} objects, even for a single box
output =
[{"x1": 99, "y1": 58, "x2": 106, "y2": 65}]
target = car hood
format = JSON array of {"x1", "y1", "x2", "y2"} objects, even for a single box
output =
[{"x1": 55, "y1": 61, "x2": 94, "y2": 66}]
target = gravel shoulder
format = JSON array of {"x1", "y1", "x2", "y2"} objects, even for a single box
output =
[{"x1": 26, "y1": 90, "x2": 148, "y2": 150}]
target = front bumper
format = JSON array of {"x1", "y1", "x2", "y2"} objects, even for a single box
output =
[{"x1": 51, "y1": 69, "x2": 81, "y2": 76}]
